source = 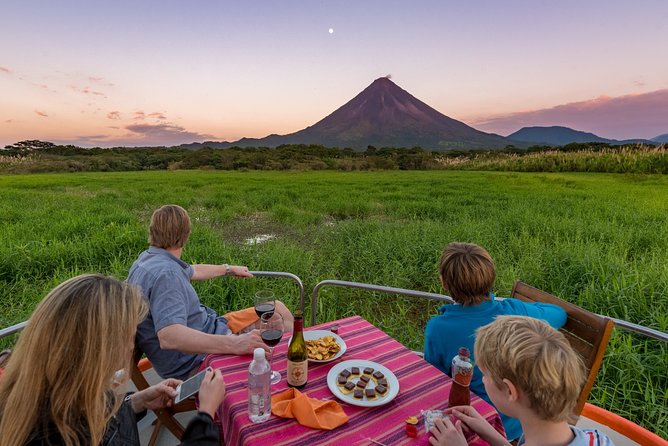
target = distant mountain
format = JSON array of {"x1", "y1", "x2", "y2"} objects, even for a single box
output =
[
  {"x1": 508, "y1": 126, "x2": 654, "y2": 146},
  {"x1": 652, "y1": 133, "x2": 668, "y2": 143},
  {"x1": 188, "y1": 77, "x2": 511, "y2": 151}
]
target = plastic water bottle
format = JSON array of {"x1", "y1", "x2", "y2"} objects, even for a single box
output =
[{"x1": 248, "y1": 347, "x2": 271, "y2": 423}]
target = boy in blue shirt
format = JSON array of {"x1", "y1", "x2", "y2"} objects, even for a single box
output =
[{"x1": 424, "y1": 242, "x2": 567, "y2": 440}]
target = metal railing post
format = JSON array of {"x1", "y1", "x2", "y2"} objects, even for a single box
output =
[{"x1": 250, "y1": 271, "x2": 305, "y2": 314}]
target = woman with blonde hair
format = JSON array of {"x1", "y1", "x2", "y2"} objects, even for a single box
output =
[{"x1": 0, "y1": 273, "x2": 225, "y2": 446}]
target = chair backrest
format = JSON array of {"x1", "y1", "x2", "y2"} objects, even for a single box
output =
[{"x1": 510, "y1": 281, "x2": 614, "y2": 416}]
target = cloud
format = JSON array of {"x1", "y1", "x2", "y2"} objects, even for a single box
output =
[
  {"x1": 133, "y1": 111, "x2": 146, "y2": 121},
  {"x1": 0, "y1": 66, "x2": 11, "y2": 74},
  {"x1": 148, "y1": 112, "x2": 167, "y2": 120},
  {"x1": 34, "y1": 110, "x2": 49, "y2": 117},
  {"x1": 70, "y1": 85, "x2": 107, "y2": 97},
  {"x1": 57, "y1": 122, "x2": 216, "y2": 147},
  {"x1": 125, "y1": 123, "x2": 214, "y2": 144},
  {"x1": 4, "y1": 119, "x2": 12, "y2": 123},
  {"x1": 107, "y1": 111, "x2": 121, "y2": 120},
  {"x1": 88, "y1": 76, "x2": 114, "y2": 86},
  {"x1": 472, "y1": 89, "x2": 668, "y2": 140}
]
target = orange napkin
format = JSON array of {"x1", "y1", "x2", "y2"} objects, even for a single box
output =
[
  {"x1": 271, "y1": 388, "x2": 349, "y2": 430},
  {"x1": 224, "y1": 307, "x2": 259, "y2": 333}
]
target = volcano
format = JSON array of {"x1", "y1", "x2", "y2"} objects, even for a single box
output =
[{"x1": 193, "y1": 77, "x2": 510, "y2": 150}]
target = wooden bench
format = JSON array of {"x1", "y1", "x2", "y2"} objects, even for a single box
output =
[{"x1": 511, "y1": 281, "x2": 614, "y2": 416}]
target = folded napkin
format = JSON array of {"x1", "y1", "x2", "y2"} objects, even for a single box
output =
[
  {"x1": 271, "y1": 388, "x2": 349, "y2": 430},
  {"x1": 224, "y1": 307, "x2": 259, "y2": 334}
]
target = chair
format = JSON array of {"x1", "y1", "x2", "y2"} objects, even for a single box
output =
[
  {"x1": 130, "y1": 349, "x2": 197, "y2": 446},
  {"x1": 510, "y1": 281, "x2": 614, "y2": 416}
]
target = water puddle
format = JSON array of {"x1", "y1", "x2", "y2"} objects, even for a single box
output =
[{"x1": 244, "y1": 234, "x2": 276, "y2": 245}]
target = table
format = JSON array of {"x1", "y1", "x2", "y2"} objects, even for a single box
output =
[{"x1": 203, "y1": 316, "x2": 505, "y2": 446}]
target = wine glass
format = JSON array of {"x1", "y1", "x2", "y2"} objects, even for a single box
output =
[
  {"x1": 260, "y1": 312, "x2": 284, "y2": 384},
  {"x1": 254, "y1": 290, "x2": 275, "y2": 321}
]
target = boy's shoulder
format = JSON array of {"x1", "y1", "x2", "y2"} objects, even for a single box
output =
[{"x1": 568, "y1": 426, "x2": 615, "y2": 445}]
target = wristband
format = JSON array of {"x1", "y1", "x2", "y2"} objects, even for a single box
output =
[{"x1": 225, "y1": 264, "x2": 232, "y2": 276}]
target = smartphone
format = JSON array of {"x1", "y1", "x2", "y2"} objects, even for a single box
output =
[{"x1": 175, "y1": 367, "x2": 211, "y2": 404}]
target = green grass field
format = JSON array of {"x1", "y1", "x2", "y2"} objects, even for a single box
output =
[{"x1": 0, "y1": 170, "x2": 666, "y2": 437}]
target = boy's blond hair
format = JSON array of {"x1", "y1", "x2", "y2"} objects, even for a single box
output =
[
  {"x1": 149, "y1": 205, "x2": 191, "y2": 249},
  {"x1": 439, "y1": 242, "x2": 495, "y2": 305},
  {"x1": 475, "y1": 316, "x2": 585, "y2": 422}
]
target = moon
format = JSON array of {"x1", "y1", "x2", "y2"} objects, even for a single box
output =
[{"x1": 328, "y1": 28, "x2": 334, "y2": 34}]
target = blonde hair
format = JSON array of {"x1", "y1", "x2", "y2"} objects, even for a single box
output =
[
  {"x1": 475, "y1": 316, "x2": 585, "y2": 421},
  {"x1": 439, "y1": 242, "x2": 495, "y2": 305},
  {"x1": 0, "y1": 274, "x2": 148, "y2": 446},
  {"x1": 149, "y1": 204, "x2": 191, "y2": 249}
]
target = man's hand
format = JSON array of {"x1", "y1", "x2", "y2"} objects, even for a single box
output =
[
  {"x1": 198, "y1": 368, "x2": 226, "y2": 418},
  {"x1": 444, "y1": 406, "x2": 511, "y2": 446},
  {"x1": 229, "y1": 265, "x2": 252, "y2": 278},
  {"x1": 227, "y1": 329, "x2": 268, "y2": 355},
  {"x1": 131, "y1": 379, "x2": 181, "y2": 413},
  {"x1": 429, "y1": 417, "x2": 468, "y2": 446}
]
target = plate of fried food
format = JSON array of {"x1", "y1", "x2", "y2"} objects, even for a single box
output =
[
  {"x1": 326, "y1": 359, "x2": 400, "y2": 407},
  {"x1": 303, "y1": 330, "x2": 347, "y2": 363}
]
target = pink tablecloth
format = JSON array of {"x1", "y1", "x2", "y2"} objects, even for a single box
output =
[{"x1": 202, "y1": 316, "x2": 505, "y2": 446}]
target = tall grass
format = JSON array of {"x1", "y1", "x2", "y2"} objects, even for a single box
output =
[
  {"x1": 437, "y1": 145, "x2": 668, "y2": 173},
  {"x1": 0, "y1": 170, "x2": 666, "y2": 437}
]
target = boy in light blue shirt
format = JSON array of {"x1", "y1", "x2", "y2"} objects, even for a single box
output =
[
  {"x1": 428, "y1": 316, "x2": 614, "y2": 446},
  {"x1": 424, "y1": 242, "x2": 567, "y2": 440}
]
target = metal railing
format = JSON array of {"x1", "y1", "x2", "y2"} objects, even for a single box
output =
[
  {"x1": 310, "y1": 279, "x2": 454, "y2": 326},
  {"x1": 310, "y1": 279, "x2": 668, "y2": 343},
  {"x1": 0, "y1": 270, "x2": 305, "y2": 341}
]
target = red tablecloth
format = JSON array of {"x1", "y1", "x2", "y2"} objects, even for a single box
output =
[{"x1": 202, "y1": 316, "x2": 505, "y2": 446}]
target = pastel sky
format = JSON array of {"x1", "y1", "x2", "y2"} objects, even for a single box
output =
[{"x1": 2, "y1": 0, "x2": 667, "y2": 148}]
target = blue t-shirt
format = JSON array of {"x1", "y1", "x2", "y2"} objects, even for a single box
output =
[
  {"x1": 424, "y1": 296, "x2": 567, "y2": 440},
  {"x1": 128, "y1": 247, "x2": 230, "y2": 380}
]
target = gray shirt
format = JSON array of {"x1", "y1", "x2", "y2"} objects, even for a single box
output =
[{"x1": 128, "y1": 247, "x2": 229, "y2": 380}]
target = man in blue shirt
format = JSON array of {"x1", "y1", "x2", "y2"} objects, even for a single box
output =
[{"x1": 128, "y1": 205, "x2": 293, "y2": 380}]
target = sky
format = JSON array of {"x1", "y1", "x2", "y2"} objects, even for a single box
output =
[{"x1": 1, "y1": 0, "x2": 667, "y2": 148}]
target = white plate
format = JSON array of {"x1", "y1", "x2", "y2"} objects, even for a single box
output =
[
  {"x1": 287, "y1": 330, "x2": 347, "y2": 363},
  {"x1": 326, "y1": 359, "x2": 400, "y2": 407}
]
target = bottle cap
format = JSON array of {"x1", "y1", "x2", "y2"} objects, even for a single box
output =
[
  {"x1": 458, "y1": 347, "x2": 470, "y2": 357},
  {"x1": 253, "y1": 348, "x2": 265, "y2": 361}
]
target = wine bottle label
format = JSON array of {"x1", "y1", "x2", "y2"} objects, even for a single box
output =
[{"x1": 287, "y1": 360, "x2": 308, "y2": 386}]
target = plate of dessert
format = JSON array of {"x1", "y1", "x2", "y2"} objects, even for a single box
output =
[{"x1": 326, "y1": 359, "x2": 400, "y2": 407}]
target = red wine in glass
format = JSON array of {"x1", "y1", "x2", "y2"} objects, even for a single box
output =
[
  {"x1": 261, "y1": 329, "x2": 283, "y2": 347},
  {"x1": 255, "y1": 303, "x2": 275, "y2": 319},
  {"x1": 260, "y1": 312, "x2": 283, "y2": 384}
]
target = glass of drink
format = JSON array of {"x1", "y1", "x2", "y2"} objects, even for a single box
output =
[
  {"x1": 260, "y1": 312, "x2": 283, "y2": 384},
  {"x1": 254, "y1": 290, "x2": 275, "y2": 320}
]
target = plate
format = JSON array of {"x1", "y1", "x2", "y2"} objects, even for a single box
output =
[
  {"x1": 287, "y1": 330, "x2": 347, "y2": 363},
  {"x1": 326, "y1": 359, "x2": 400, "y2": 407}
]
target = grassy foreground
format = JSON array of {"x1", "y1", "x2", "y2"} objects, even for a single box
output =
[{"x1": 0, "y1": 170, "x2": 666, "y2": 437}]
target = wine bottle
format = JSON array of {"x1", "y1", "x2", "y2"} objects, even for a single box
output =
[{"x1": 286, "y1": 310, "x2": 308, "y2": 389}]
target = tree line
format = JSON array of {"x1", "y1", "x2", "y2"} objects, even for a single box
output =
[{"x1": 1, "y1": 140, "x2": 665, "y2": 174}]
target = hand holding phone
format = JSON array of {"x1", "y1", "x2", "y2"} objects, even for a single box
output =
[
  {"x1": 197, "y1": 368, "x2": 226, "y2": 418},
  {"x1": 175, "y1": 367, "x2": 212, "y2": 404}
]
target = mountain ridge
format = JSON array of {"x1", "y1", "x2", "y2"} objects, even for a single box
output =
[
  {"x1": 508, "y1": 126, "x2": 655, "y2": 146},
  {"x1": 186, "y1": 77, "x2": 512, "y2": 151}
]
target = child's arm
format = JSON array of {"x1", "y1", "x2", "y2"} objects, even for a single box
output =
[
  {"x1": 525, "y1": 302, "x2": 567, "y2": 329},
  {"x1": 506, "y1": 298, "x2": 568, "y2": 330},
  {"x1": 445, "y1": 406, "x2": 512, "y2": 446}
]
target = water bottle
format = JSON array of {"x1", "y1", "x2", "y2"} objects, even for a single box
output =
[
  {"x1": 248, "y1": 347, "x2": 271, "y2": 423},
  {"x1": 448, "y1": 347, "x2": 473, "y2": 407}
]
